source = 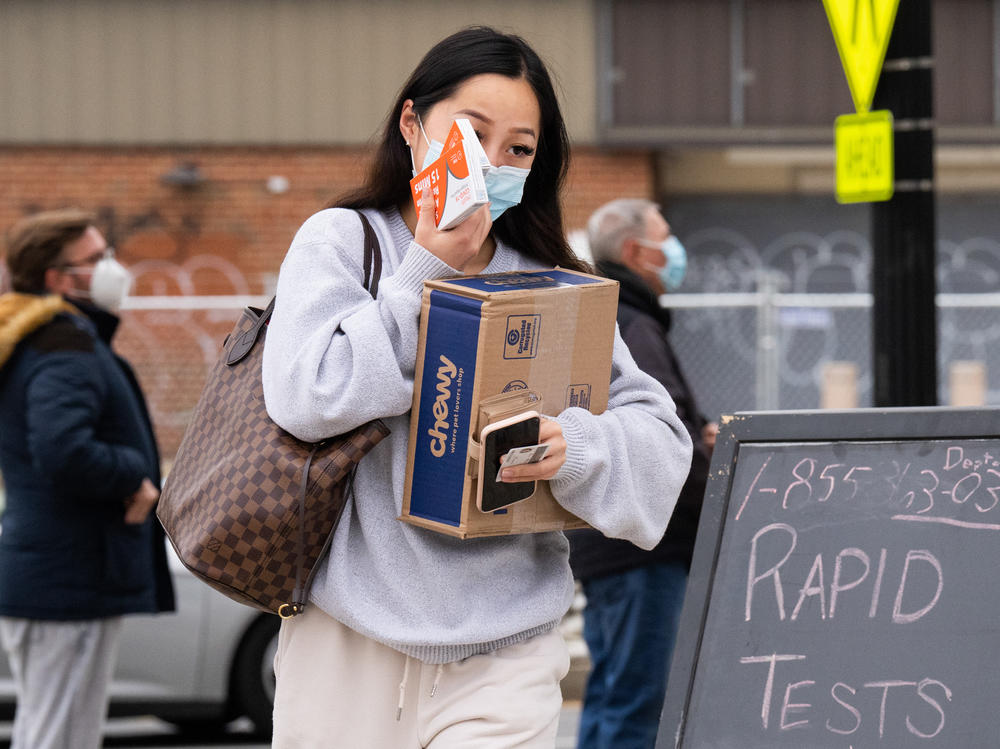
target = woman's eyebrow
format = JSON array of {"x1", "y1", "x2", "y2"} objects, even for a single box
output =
[
  {"x1": 457, "y1": 108, "x2": 492, "y2": 124},
  {"x1": 456, "y1": 109, "x2": 537, "y2": 139}
]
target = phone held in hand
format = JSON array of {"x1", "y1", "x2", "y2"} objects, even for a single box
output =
[{"x1": 477, "y1": 411, "x2": 542, "y2": 513}]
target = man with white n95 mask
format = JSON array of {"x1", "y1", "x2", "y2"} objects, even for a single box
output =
[{"x1": 0, "y1": 209, "x2": 174, "y2": 749}]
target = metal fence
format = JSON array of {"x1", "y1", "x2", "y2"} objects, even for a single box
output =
[
  {"x1": 0, "y1": 291, "x2": 995, "y2": 507},
  {"x1": 114, "y1": 288, "x2": 1000, "y2": 454},
  {"x1": 663, "y1": 288, "x2": 1000, "y2": 420}
]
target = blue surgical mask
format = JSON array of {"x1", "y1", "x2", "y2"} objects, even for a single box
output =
[
  {"x1": 410, "y1": 116, "x2": 444, "y2": 177},
  {"x1": 642, "y1": 235, "x2": 688, "y2": 292},
  {"x1": 483, "y1": 164, "x2": 530, "y2": 222}
]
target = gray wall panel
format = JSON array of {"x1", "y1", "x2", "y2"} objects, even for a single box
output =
[{"x1": 0, "y1": 0, "x2": 597, "y2": 145}]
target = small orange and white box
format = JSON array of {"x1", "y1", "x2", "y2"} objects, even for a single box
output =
[
  {"x1": 444, "y1": 118, "x2": 490, "y2": 171},
  {"x1": 410, "y1": 119, "x2": 489, "y2": 230}
]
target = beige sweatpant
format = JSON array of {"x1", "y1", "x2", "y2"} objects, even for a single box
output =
[{"x1": 271, "y1": 605, "x2": 570, "y2": 748}]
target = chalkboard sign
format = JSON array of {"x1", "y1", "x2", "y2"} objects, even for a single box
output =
[{"x1": 657, "y1": 407, "x2": 1000, "y2": 749}]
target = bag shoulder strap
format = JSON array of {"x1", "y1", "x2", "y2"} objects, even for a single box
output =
[
  {"x1": 226, "y1": 210, "x2": 382, "y2": 366},
  {"x1": 357, "y1": 211, "x2": 382, "y2": 300},
  {"x1": 287, "y1": 212, "x2": 382, "y2": 617}
]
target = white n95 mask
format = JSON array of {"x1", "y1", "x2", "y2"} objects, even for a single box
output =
[
  {"x1": 61, "y1": 251, "x2": 132, "y2": 313},
  {"x1": 65, "y1": 252, "x2": 132, "y2": 313},
  {"x1": 88, "y1": 255, "x2": 132, "y2": 313}
]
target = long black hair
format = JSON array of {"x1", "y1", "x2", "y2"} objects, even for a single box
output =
[{"x1": 334, "y1": 26, "x2": 588, "y2": 272}]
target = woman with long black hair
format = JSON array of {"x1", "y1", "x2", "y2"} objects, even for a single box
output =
[{"x1": 262, "y1": 26, "x2": 692, "y2": 747}]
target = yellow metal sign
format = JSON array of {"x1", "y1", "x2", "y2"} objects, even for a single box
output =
[
  {"x1": 835, "y1": 110, "x2": 894, "y2": 203},
  {"x1": 822, "y1": 0, "x2": 901, "y2": 113}
]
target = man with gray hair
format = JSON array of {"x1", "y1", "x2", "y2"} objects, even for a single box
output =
[{"x1": 569, "y1": 198, "x2": 717, "y2": 749}]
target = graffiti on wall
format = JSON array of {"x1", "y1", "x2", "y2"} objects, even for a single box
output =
[{"x1": 12, "y1": 202, "x2": 264, "y2": 457}]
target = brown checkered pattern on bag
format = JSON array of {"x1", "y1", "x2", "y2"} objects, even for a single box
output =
[{"x1": 157, "y1": 305, "x2": 389, "y2": 615}]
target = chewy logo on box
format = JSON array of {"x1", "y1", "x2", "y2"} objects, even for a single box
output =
[{"x1": 504, "y1": 315, "x2": 540, "y2": 359}]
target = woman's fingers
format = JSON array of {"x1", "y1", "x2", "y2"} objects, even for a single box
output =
[
  {"x1": 499, "y1": 417, "x2": 566, "y2": 482},
  {"x1": 413, "y1": 192, "x2": 491, "y2": 271}
]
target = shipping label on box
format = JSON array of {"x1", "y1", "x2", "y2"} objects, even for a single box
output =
[{"x1": 402, "y1": 268, "x2": 619, "y2": 538}]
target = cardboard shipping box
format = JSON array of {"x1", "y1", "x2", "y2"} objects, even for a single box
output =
[{"x1": 402, "y1": 268, "x2": 619, "y2": 538}]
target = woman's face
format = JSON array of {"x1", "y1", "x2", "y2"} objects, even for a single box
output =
[{"x1": 403, "y1": 73, "x2": 541, "y2": 174}]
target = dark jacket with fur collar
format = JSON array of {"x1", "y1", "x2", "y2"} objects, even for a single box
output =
[
  {"x1": 568, "y1": 262, "x2": 711, "y2": 579},
  {"x1": 0, "y1": 293, "x2": 174, "y2": 619}
]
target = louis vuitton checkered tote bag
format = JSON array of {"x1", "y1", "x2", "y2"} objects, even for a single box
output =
[{"x1": 157, "y1": 212, "x2": 388, "y2": 618}]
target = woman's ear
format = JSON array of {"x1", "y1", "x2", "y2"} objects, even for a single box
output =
[{"x1": 399, "y1": 99, "x2": 419, "y2": 148}]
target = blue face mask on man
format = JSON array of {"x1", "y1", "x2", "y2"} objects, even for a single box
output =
[
  {"x1": 410, "y1": 116, "x2": 531, "y2": 222},
  {"x1": 640, "y1": 235, "x2": 688, "y2": 292}
]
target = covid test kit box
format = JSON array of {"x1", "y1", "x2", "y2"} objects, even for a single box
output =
[{"x1": 402, "y1": 268, "x2": 619, "y2": 538}]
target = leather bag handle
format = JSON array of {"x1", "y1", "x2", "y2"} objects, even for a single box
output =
[
  {"x1": 226, "y1": 210, "x2": 382, "y2": 366},
  {"x1": 359, "y1": 211, "x2": 382, "y2": 300}
]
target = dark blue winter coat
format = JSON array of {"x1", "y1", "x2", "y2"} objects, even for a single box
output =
[{"x1": 0, "y1": 293, "x2": 174, "y2": 619}]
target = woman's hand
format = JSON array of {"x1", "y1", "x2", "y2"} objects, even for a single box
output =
[
  {"x1": 498, "y1": 417, "x2": 566, "y2": 482},
  {"x1": 413, "y1": 190, "x2": 492, "y2": 271}
]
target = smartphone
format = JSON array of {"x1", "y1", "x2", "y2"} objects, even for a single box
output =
[{"x1": 477, "y1": 411, "x2": 541, "y2": 512}]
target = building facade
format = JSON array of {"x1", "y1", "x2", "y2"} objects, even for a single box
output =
[{"x1": 3, "y1": 0, "x2": 1000, "y2": 456}]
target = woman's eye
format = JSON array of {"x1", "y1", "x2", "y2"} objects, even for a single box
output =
[
  {"x1": 511, "y1": 144, "x2": 535, "y2": 157},
  {"x1": 474, "y1": 130, "x2": 485, "y2": 141}
]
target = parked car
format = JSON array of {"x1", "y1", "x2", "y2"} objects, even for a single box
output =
[{"x1": 0, "y1": 539, "x2": 279, "y2": 735}]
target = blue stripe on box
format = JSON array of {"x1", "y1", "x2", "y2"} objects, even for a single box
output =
[
  {"x1": 409, "y1": 290, "x2": 482, "y2": 526},
  {"x1": 444, "y1": 269, "x2": 600, "y2": 292}
]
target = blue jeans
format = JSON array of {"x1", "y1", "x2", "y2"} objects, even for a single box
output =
[{"x1": 576, "y1": 561, "x2": 688, "y2": 749}]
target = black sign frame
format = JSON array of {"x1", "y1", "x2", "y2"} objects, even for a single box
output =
[{"x1": 656, "y1": 406, "x2": 1000, "y2": 749}]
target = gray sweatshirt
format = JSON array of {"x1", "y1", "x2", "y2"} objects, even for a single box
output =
[{"x1": 262, "y1": 206, "x2": 692, "y2": 664}]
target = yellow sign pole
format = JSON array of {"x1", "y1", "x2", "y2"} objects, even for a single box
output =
[{"x1": 829, "y1": 0, "x2": 939, "y2": 407}]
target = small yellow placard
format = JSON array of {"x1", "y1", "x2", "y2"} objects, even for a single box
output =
[{"x1": 835, "y1": 110, "x2": 894, "y2": 204}]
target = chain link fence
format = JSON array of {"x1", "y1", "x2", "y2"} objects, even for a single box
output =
[
  {"x1": 1, "y1": 291, "x2": 995, "y2": 509},
  {"x1": 107, "y1": 289, "x2": 1000, "y2": 462},
  {"x1": 664, "y1": 290, "x2": 1000, "y2": 421}
]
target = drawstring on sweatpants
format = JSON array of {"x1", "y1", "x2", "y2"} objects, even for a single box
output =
[
  {"x1": 397, "y1": 656, "x2": 411, "y2": 721},
  {"x1": 396, "y1": 659, "x2": 446, "y2": 720},
  {"x1": 430, "y1": 663, "x2": 443, "y2": 698}
]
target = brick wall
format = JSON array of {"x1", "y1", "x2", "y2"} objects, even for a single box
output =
[{"x1": 0, "y1": 145, "x2": 655, "y2": 460}]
